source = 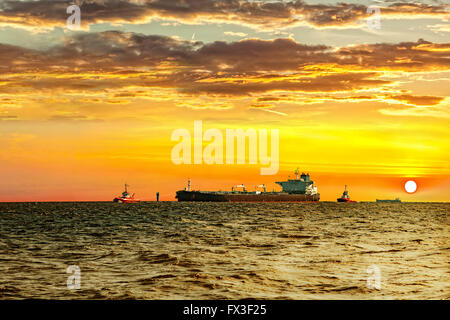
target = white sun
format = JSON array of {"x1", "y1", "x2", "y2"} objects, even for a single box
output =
[{"x1": 405, "y1": 180, "x2": 417, "y2": 193}]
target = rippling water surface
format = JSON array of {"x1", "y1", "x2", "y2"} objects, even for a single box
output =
[{"x1": 0, "y1": 202, "x2": 448, "y2": 299}]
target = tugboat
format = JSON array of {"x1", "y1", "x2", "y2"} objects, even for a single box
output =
[
  {"x1": 337, "y1": 185, "x2": 356, "y2": 202},
  {"x1": 113, "y1": 184, "x2": 140, "y2": 203}
]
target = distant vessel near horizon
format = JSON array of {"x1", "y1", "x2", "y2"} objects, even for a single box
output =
[
  {"x1": 176, "y1": 169, "x2": 320, "y2": 202},
  {"x1": 337, "y1": 185, "x2": 356, "y2": 203},
  {"x1": 113, "y1": 184, "x2": 140, "y2": 203},
  {"x1": 376, "y1": 198, "x2": 401, "y2": 203}
]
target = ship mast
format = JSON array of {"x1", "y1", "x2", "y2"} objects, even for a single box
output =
[
  {"x1": 295, "y1": 167, "x2": 300, "y2": 180},
  {"x1": 343, "y1": 185, "x2": 349, "y2": 199},
  {"x1": 124, "y1": 183, "x2": 129, "y2": 193},
  {"x1": 256, "y1": 184, "x2": 266, "y2": 192}
]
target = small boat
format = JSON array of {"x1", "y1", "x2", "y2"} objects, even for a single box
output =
[
  {"x1": 113, "y1": 184, "x2": 140, "y2": 203},
  {"x1": 337, "y1": 185, "x2": 356, "y2": 202},
  {"x1": 376, "y1": 198, "x2": 401, "y2": 203}
]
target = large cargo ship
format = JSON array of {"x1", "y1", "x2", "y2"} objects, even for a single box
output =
[{"x1": 176, "y1": 169, "x2": 320, "y2": 202}]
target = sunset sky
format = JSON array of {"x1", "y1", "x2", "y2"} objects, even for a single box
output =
[{"x1": 0, "y1": 0, "x2": 449, "y2": 201}]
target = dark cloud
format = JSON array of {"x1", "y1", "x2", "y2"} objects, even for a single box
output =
[
  {"x1": 257, "y1": 97, "x2": 282, "y2": 102},
  {"x1": 388, "y1": 94, "x2": 445, "y2": 106},
  {"x1": 177, "y1": 73, "x2": 391, "y2": 95},
  {"x1": 0, "y1": 0, "x2": 448, "y2": 29},
  {"x1": 3, "y1": 33, "x2": 448, "y2": 73},
  {"x1": 335, "y1": 38, "x2": 450, "y2": 70},
  {"x1": 0, "y1": 32, "x2": 448, "y2": 96},
  {"x1": 49, "y1": 114, "x2": 88, "y2": 120},
  {"x1": 192, "y1": 38, "x2": 331, "y2": 72},
  {"x1": 0, "y1": 115, "x2": 18, "y2": 119}
]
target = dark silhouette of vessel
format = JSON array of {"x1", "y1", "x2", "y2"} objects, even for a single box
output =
[
  {"x1": 176, "y1": 169, "x2": 320, "y2": 202},
  {"x1": 376, "y1": 198, "x2": 401, "y2": 203},
  {"x1": 113, "y1": 184, "x2": 140, "y2": 203},
  {"x1": 337, "y1": 185, "x2": 356, "y2": 202}
]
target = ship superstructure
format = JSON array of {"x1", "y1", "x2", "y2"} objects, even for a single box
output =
[
  {"x1": 276, "y1": 169, "x2": 318, "y2": 195},
  {"x1": 113, "y1": 184, "x2": 140, "y2": 203},
  {"x1": 337, "y1": 185, "x2": 356, "y2": 202}
]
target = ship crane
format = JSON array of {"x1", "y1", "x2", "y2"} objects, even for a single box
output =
[
  {"x1": 255, "y1": 184, "x2": 267, "y2": 193},
  {"x1": 305, "y1": 183, "x2": 318, "y2": 195},
  {"x1": 185, "y1": 178, "x2": 191, "y2": 191},
  {"x1": 232, "y1": 184, "x2": 246, "y2": 192}
]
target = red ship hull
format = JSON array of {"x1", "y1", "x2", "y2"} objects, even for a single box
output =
[
  {"x1": 114, "y1": 183, "x2": 140, "y2": 203},
  {"x1": 113, "y1": 197, "x2": 140, "y2": 203},
  {"x1": 176, "y1": 191, "x2": 320, "y2": 202}
]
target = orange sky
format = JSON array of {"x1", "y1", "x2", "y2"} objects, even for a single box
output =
[{"x1": 0, "y1": 0, "x2": 449, "y2": 202}]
